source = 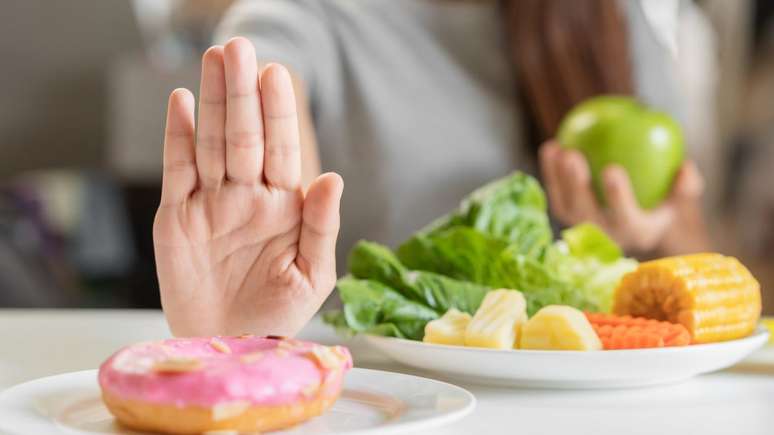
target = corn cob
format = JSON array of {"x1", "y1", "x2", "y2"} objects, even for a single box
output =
[
  {"x1": 464, "y1": 289, "x2": 527, "y2": 349},
  {"x1": 762, "y1": 318, "x2": 774, "y2": 345},
  {"x1": 613, "y1": 253, "x2": 761, "y2": 344},
  {"x1": 423, "y1": 309, "x2": 471, "y2": 346},
  {"x1": 586, "y1": 312, "x2": 691, "y2": 349}
]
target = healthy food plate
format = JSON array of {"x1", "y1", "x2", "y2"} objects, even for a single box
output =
[
  {"x1": 0, "y1": 368, "x2": 475, "y2": 435},
  {"x1": 365, "y1": 328, "x2": 770, "y2": 389}
]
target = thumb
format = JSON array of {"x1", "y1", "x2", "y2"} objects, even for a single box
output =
[
  {"x1": 669, "y1": 161, "x2": 705, "y2": 202},
  {"x1": 297, "y1": 172, "x2": 344, "y2": 292}
]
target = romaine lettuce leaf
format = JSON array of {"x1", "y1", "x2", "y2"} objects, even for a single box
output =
[
  {"x1": 396, "y1": 226, "x2": 578, "y2": 315},
  {"x1": 349, "y1": 240, "x2": 490, "y2": 315},
  {"x1": 335, "y1": 276, "x2": 439, "y2": 340},
  {"x1": 410, "y1": 172, "x2": 553, "y2": 257},
  {"x1": 397, "y1": 226, "x2": 508, "y2": 283}
]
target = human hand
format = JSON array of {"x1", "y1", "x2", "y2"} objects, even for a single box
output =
[
  {"x1": 153, "y1": 38, "x2": 343, "y2": 337},
  {"x1": 539, "y1": 141, "x2": 709, "y2": 256}
]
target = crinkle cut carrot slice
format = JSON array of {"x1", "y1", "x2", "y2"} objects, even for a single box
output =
[{"x1": 585, "y1": 312, "x2": 691, "y2": 350}]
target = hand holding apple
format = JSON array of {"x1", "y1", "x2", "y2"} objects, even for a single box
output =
[
  {"x1": 541, "y1": 95, "x2": 710, "y2": 256},
  {"x1": 539, "y1": 142, "x2": 710, "y2": 256}
]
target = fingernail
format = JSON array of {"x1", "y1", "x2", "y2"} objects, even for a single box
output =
[
  {"x1": 561, "y1": 152, "x2": 574, "y2": 170},
  {"x1": 266, "y1": 64, "x2": 292, "y2": 90},
  {"x1": 604, "y1": 170, "x2": 618, "y2": 190}
]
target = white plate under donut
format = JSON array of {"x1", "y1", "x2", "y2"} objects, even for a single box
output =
[{"x1": 0, "y1": 368, "x2": 475, "y2": 435}]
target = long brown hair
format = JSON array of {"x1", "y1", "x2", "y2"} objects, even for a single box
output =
[{"x1": 504, "y1": 0, "x2": 634, "y2": 141}]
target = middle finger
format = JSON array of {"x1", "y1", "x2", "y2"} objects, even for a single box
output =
[
  {"x1": 196, "y1": 45, "x2": 227, "y2": 189},
  {"x1": 223, "y1": 37, "x2": 263, "y2": 185}
]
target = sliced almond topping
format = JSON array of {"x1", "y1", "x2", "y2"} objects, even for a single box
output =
[
  {"x1": 152, "y1": 357, "x2": 202, "y2": 374},
  {"x1": 211, "y1": 400, "x2": 250, "y2": 421},
  {"x1": 275, "y1": 349, "x2": 289, "y2": 358},
  {"x1": 332, "y1": 346, "x2": 349, "y2": 361},
  {"x1": 159, "y1": 344, "x2": 175, "y2": 354},
  {"x1": 235, "y1": 333, "x2": 254, "y2": 340},
  {"x1": 209, "y1": 337, "x2": 232, "y2": 354},
  {"x1": 277, "y1": 339, "x2": 295, "y2": 350},
  {"x1": 307, "y1": 346, "x2": 342, "y2": 370},
  {"x1": 300, "y1": 381, "x2": 321, "y2": 398},
  {"x1": 240, "y1": 352, "x2": 264, "y2": 363}
]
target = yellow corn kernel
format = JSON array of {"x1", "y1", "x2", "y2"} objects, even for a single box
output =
[
  {"x1": 761, "y1": 318, "x2": 774, "y2": 345},
  {"x1": 423, "y1": 309, "x2": 472, "y2": 346},
  {"x1": 519, "y1": 305, "x2": 602, "y2": 351},
  {"x1": 614, "y1": 253, "x2": 761, "y2": 344},
  {"x1": 464, "y1": 289, "x2": 527, "y2": 349}
]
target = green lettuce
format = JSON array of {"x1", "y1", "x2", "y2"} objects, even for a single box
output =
[
  {"x1": 396, "y1": 226, "x2": 508, "y2": 283},
  {"x1": 494, "y1": 247, "x2": 593, "y2": 315},
  {"x1": 561, "y1": 223, "x2": 622, "y2": 262},
  {"x1": 325, "y1": 172, "x2": 637, "y2": 339},
  {"x1": 332, "y1": 276, "x2": 439, "y2": 340},
  {"x1": 349, "y1": 241, "x2": 490, "y2": 315},
  {"x1": 543, "y1": 223, "x2": 638, "y2": 312},
  {"x1": 409, "y1": 172, "x2": 553, "y2": 257},
  {"x1": 396, "y1": 226, "x2": 594, "y2": 315}
]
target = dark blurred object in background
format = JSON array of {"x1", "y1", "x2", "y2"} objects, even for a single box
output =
[
  {"x1": 0, "y1": 172, "x2": 135, "y2": 307},
  {"x1": 0, "y1": 185, "x2": 69, "y2": 307}
]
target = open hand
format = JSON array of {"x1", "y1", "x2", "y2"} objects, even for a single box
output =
[
  {"x1": 539, "y1": 141, "x2": 709, "y2": 256},
  {"x1": 153, "y1": 38, "x2": 343, "y2": 337}
]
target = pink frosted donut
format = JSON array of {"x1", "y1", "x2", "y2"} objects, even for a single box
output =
[{"x1": 98, "y1": 335, "x2": 352, "y2": 434}]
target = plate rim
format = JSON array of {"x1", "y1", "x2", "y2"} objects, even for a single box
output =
[
  {"x1": 364, "y1": 326, "x2": 770, "y2": 356},
  {"x1": 0, "y1": 367, "x2": 476, "y2": 435}
]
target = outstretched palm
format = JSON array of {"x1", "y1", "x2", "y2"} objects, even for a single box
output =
[{"x1": 154, "y1": 38, "x2": 343, "y2": 337}]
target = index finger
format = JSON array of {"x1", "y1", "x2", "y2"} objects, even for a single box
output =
[
  {"x1": 539, "y1": 141, "x2": 569, "y2": 220},
  {"x1": 161, "y1": 89, "x2": 197, "y2": 207}
]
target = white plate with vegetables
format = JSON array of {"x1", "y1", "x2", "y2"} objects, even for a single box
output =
[
  {"x1": 364, "y1": 330, "x2": 769, "y2": 389},
  {"x1": 326, "y1": 173, "x2": 766, "y2": 389},
  {"x1": 366, "y1": 278, "x2": 767, "y2": 389}
]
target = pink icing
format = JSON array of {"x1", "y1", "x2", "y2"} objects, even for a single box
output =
[{"x1": 98, "y1": 336, "x2": 352, "y2": 407}]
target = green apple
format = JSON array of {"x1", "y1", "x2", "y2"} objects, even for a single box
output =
[{"x1": 557, "y1": 95, "x2": 684, "y2": 209}]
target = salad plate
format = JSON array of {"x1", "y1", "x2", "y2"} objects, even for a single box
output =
[
  {"x1": 0, "y1": 368, "x2": 475, "y2": 435},
  {"x1": 364, "y1": 328, "x2": 770, "y2": 389}
]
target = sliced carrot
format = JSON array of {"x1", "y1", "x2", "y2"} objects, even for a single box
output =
[{"x1": 585, "y1": 312, "x2": 691, "y2": 350}]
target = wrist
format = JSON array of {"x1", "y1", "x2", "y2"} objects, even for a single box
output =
[{"x1": 652, "y1": 208, "x2": 711, "y2": 258}]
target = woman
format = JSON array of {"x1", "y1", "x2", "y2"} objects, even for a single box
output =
[{"x1": 155, "y1": 0, "x2": 714, "y2": 336}]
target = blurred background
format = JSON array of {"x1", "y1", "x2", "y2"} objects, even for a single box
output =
[{"x1": 0, "y1": 0, "x2": 772, "y2": 312}]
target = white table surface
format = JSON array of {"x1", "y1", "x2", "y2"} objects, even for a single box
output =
[{"x1": 1, "y1": 309, "x2": 773, "y2": 435}]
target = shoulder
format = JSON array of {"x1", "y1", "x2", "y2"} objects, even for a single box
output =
[
  {"x1": 218, "y1": 0, "x2": 449, "y2": 36},
  {"x1": 215, "y1": 0, "x2": 409, "y2": 48},
  {"x1": 217, "y1": 0, "x2": 326, "y2": 34},
  {"x1": 218, "y1": 0, "x2": 402, "y2": 24}
]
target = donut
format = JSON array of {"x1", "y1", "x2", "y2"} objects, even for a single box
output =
[{"x1": 98, "y1": 335, "x2": 352, "y2": 434}]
